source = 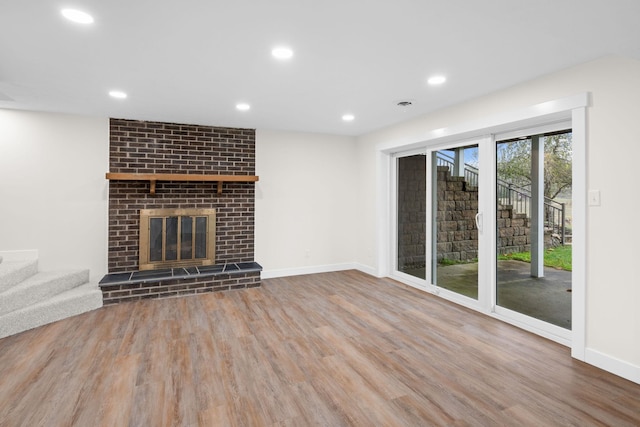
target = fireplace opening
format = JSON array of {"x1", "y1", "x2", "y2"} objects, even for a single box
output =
[{"x1": 139, "y1": 208, "x2": 216, "y2": 270}]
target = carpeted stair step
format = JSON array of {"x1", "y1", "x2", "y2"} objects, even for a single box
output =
[
  {"x1": 0, "y1": 269, "x2": 89, "y2": 316},
  {"x1": 0, "y1": 282, "x2": 103, "y2": 339},
  {"x1": 0, "y1": 260, "x2": 38, "y2": 293}
]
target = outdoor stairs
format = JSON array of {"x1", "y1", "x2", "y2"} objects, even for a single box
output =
[{"x1": 0, "y1": 253, "x2": 103, "y2": 339}]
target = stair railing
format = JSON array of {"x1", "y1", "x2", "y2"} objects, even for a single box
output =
[{"x1": 436, "y1": 152, "x2": 567, "y2": 244}]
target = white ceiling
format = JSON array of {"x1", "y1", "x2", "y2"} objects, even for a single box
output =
[{"x1": 1, "y1": 0, "x2": 639, "y2": 136}]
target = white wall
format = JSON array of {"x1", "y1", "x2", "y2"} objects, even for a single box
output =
[
  {"x1": 255, "y1": 129, "x2": 358, "y2": 277},
  {"x1": 355, "y1": 55, "x2": 640, "y2": 379},
  {"x1": 0, "y1": 110, "x2": 109, "y2": 281}
]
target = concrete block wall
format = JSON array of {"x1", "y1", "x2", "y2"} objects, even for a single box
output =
[{"x1": 399, "y1": 164, "x2": 533, "y2": 267}]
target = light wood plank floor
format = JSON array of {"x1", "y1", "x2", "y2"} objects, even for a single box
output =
[{"x1": 1, "y1": 270, "x2": 639, "y2": 426}]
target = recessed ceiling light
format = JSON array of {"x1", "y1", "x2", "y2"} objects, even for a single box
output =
[
  {"x1": 427, "y1": 75, "x2": 447, "y2": 85},
  {"x1": 271, "y1": 47, "x2": 293, "y2": 60},
  {"x1": 342, "y1": 114, "x2": 355, "y2": 122},
  {"x1": 236, "y1": 103, "x2": 251, "y2": 111},
  {"x1": 61, "y1": 9, "x2": 94, "y2": 24},
  {"x1": 109, "y1": 90, "x2": 127, "y2": 99}
]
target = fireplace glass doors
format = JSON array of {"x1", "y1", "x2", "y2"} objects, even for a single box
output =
[{"x1": 139, "y1": 209, "x2": 216, "y2": 270}]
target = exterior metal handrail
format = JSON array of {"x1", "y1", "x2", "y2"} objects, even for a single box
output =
[{"x1": 436, "y1": 152, "x2": 567, "y2": 244}]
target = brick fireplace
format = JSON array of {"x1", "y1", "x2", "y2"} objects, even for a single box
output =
[{"x1": 99, "y1": 118, "x2": 261, "y2": 304}]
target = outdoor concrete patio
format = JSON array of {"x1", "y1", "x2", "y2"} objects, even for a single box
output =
[{"x1": 436, "y1": 260, "x2": 572, "y2": 329}]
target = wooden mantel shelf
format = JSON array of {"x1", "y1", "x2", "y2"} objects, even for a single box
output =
[{"x1": 106, "y1": 172, "x2": 259, "y2": 195}]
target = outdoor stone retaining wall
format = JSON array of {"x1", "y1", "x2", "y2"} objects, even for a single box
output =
[
  {"x1": 397, "y1": 155, "x2": 426, "y2": 269},
  {"x1": 400, "y1": 164, "x2": 534, "y2": 266},
  {"x1": 436, "y1": 166, "x2": 479, "y2": 262},
  {"x1": 497, "y1": 206, "x2": 531, "y2": 255},
  {"x1": 437, "y1": 166, "x2": 532, "y2": 261}
]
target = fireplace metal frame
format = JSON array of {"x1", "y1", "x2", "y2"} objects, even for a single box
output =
[{"x1": 139, "y1": 208, "x2": 216, "y2": 271}]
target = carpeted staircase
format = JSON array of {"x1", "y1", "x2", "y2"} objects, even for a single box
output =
[{"x1": 0, "y1": 252, "x2": 103, "y2": 339}]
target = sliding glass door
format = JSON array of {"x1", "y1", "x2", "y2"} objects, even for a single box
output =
[
  {"x1": 495, "y1": 130, "x2": 573, "y2": 332},
  {"x1": 393, "y1": 126, "x2": 574, "y2": 342},
  {"x1": 431, "y1": 143, "x2": 480, "y2": 301},
  {"x1": 394, "y1": 139, "x2": 484, "y2": 308},
  {"x1": 396, "y1": 153, "x2": 427, "y2": 281}
]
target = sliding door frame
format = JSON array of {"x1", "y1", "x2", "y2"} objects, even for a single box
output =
[
  {"x1": 425, "y1": 137, "x2": 491, "y2": 312},
  {"x1": 492, "y1": 121, "x2": 573, "y2": 345},
  {"x1": 378, "y1": 93, "x2": 587, "y2": 359},
  {"x1": 390, "y1": 148, "x2": 429, "y2": 290}
]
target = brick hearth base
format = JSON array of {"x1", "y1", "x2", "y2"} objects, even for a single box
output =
[{"x1": 99, "y1": 262, "x2": 261, "y2": 305}]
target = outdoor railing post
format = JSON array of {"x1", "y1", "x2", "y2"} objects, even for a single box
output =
[
  {"x1": 561, "y1": 202, "x2": 566, "y2": 245},
  {"x1": 508, "y1": 183, "x2": 512, "y2": 206}
]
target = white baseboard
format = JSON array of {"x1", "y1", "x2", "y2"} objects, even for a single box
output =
[
  {"x1": 352, "y1": 263, "x2": 378, "y2": 277},
  {"x1": 261, "y1": 262, "x2": 376, "y2": 279},
  {"x1": 0, "y1": 250, "x2": 38, "y2": 262},
  {"x1": 585, "y1": 348, "x2": 640, "y2": 385}
]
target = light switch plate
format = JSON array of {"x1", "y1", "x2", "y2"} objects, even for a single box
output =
[{"x1": 588, "y1": 190, "x2": 601, "y2": 206}]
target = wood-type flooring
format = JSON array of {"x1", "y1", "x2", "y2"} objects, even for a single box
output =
[{"x1": 1, "y1": 270, "x2": 639, "y2": 426}]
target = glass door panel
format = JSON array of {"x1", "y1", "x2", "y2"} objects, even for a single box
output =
[
  {"x1": 496, "y1": 131, "x2": 572, "y2": 330},
  {"x1": 397, "y1": 154, "x2": 427, "y2": 280},
  {"x1": 432, "y1": 144, "x2": 479, "y2": 300}
]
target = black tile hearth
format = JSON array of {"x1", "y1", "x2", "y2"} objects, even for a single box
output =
[
  {"x1": 197, "y1": 264, "x2": 225, "y2": 274},
  {"x1": 98, "y1": 272, "x2": 133, "y2": 285},
  {"x1": 99, "y1": 262, "x2": 262, "y2": 287}
]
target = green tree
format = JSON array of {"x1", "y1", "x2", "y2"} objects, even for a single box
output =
[{"x1": 497, "y1": 133, "x2": 572, "y2": 200}]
